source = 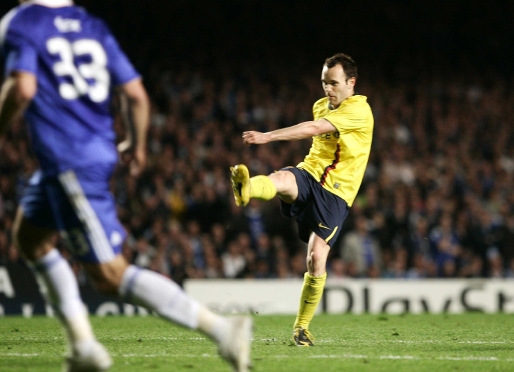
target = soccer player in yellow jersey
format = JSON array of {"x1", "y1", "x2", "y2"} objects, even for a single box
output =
[{"x1": 230, "y1": 53, "x2": 373, "y2": 346}]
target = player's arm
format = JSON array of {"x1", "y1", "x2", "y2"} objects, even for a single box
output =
[
  {"x1": 116, "y1": 88, "x2": 135, "y2": 154},
  {"x1": 242, "y1": 119, "x2": 335, "y2": 145},
  {"x1": 0, "y1": 71, "x2": 36, "y2": 135},
  {"x1": 119, "y1": 78, "x2": 149, "y2": 175}
]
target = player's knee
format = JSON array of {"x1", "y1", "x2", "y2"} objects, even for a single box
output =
[
  {"x1": 92, "y1": 279, "x2": 120, "y2": 296},
  {"x1": 88, "y1": 270, "x2": 123, "y2": 295},
  {"x1": 84, "y1": 257, "x2": 128, "y2": 296},
  {"x1": 310, "y1": 250, "x2": 325, "y2": 266},
  {"x1": 12, "y1": 216, "x2": 54, "y2": 261},
  {"x1": 270, "y1": 171, "x2": 297, "y2": 201}
]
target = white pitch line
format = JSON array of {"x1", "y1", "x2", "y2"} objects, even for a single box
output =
[
  {"x1": 437, "y1": 357, "x2": 499, "y2": 361},
  {"x1": 457, "y1": 341, "x2": 507, "y2": 344},
  {"x1": 306, "y1": 355, "x2": 514, "y2": 362},
  {"x1": 0, "y1": 353, "x2": 40, "y2": 357},
  {"x1": 1, "y1": 352, "x2": 514, "y2": 363}
]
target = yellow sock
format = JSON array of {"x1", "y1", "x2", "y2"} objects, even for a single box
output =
[
  {"x1": 250, "y1": 176, "x2": 276, "y2": 200},
  {"x1": 293, "y1": 272, "x2": 327, "y2": 330}
]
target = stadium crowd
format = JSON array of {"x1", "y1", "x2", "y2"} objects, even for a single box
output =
[
  {"x1": 1, "y1": 57, "x2": 514, "y2": 285},
  {"x1": 1, "y1": 1, "x2": 513, "y2": 285}
]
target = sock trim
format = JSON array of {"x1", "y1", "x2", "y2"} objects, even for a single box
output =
[
  {"x1": 120, "y1": 265, "x2": 142, "y2": 302},
  {"x1": 34, "y1": 249, "x2": 62, "y2": 272}
]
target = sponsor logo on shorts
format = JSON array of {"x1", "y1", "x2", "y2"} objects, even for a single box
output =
[
  {"x1": 318, "y1": 222, "x2": 331, "y2": 230},
  {"x1": 110, "y1": 231, "x2": 123, "y2": 246}
]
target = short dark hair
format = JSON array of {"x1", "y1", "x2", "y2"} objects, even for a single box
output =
[{"x1": 324, "y1": 53, "x2": 358, "y2": 81}]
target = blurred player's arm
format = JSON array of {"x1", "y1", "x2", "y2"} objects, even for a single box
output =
[
  {"x1": 116, "y1": 88, "x2": 135, "y2": 154},
  {"x1": 0, "y1": 72, "x2": 36, "y2": 135},
  {"x1": 242, "y1": 119, "x2": 335, "y2": 145},
  {"x1": 118, "y1": 78, "x2": 150, "y2": 175}
]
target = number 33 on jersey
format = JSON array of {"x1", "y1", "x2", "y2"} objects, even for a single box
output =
[
  {"x1": 48, "y1": 37, "x2": 109, "y2": 102},
  {"x1": 0, "y1": 2, "x2": 140, "y2": 174}
]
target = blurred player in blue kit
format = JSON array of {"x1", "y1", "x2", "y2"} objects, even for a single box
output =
[{"x1": 0, "y1": 1, "x2": 251, "y2": 371}]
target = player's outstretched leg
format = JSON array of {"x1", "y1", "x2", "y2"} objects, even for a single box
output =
[
  {"x1": 230, "y1": 164, "x2": 251, "y2": 206},
  {"x1": 117, "y1": 264, "x2": 252, "y2": 371}
]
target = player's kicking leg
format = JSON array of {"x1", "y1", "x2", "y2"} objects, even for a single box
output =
[
  {"x1": 83, "y1": 256, "x2": 252, "y2": 372},
  {"x1": 230, "y1": 164, "x2": 291, "y2": 206},
  {"x1": 13, "y1": 210, "x2": 112, "y2": 372},
  {"x1": 230, "y1": 165, "x2": 251, "y2": 206}
]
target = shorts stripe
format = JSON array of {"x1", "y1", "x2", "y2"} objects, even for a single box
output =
[
  {"x1": 58, "y1": 171, "x2": 114, "y2": 263},
  {"x1": 324, "y1": 226, "x2": 339, "y2": 243}
]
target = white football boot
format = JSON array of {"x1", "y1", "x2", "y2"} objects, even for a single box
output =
[
  {"x1": 64, "y1": 339, "x2": 112, "y2": 372},
  {"x1": 217, "y1": 316, "x2": 253, "y2": 372}
]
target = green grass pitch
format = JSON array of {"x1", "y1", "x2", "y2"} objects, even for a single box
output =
[{"x1": 1, "y1": 313, "x2": 514, "y2": 372}]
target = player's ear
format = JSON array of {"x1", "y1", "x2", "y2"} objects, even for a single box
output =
[{"x1": 347, "y1": 77, "x2": 356, "y2": 88}]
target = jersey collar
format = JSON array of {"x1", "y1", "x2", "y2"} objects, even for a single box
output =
[{"x1": 28, "y1": 0, "x2": 73, "y2": 7}]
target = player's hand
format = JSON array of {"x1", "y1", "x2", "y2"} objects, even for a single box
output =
[
  {"x1": 130, "y1": 147, "x2": 146, "y2": 177},
  {"x1": 242, "y1": 131, "x2": 271, "y2": 145}
]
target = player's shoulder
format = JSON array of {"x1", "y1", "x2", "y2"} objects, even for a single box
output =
[
  {"x1": 0, "y1": 3, "x2": 33, "y2": 45},
  {"x1": 312, "y1": 97, "x2": 329, "y2": 114},
  {"x1": 340, "y1": 95, "x2": 371, "y2": 113},
  {"x1": 0, "y1": 2, "x2": 55, "y2": 29},
  {"x1": 311, "y1": 97, "x2": 330, "y2": 120},
  {"x1": 346, "y1": 94, "x2": 369, "y2": 106}
]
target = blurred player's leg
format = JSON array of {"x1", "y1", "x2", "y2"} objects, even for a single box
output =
[
  {"x1": 84, "y1": 257, "x2": 252, "y2": 372},
  {"x1": 13, "y1": 210, "x2": 111, "y2": 371}
]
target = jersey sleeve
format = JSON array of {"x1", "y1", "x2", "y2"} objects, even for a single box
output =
[
  {"x1": 311, "y1": 98, "x2": 326, "y2": 120},
  {"x1": 1, "y1": 15, "x2": 38, "y2": 76},
  {"x1": 323, "y1": 101, "x2": 369, "y2": 133},
  {"x1": 101, "y1": 22, "x2": 140, "y2": 86}
]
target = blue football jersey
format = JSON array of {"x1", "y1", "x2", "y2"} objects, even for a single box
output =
[{"x1": 0, "y1": 1, "x2": 140, "y2": 175}]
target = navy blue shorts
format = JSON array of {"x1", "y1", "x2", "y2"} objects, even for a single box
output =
[
  {"x1": 20, "y1": 167, "x2": 125, "y2": 263},
  {"x1": 280, "y1": 167, "x2": 349, "y2": 247}
]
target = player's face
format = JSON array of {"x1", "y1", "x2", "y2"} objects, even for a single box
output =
[{"x1": 321, "y1": 64, "x2": 356, "y2": 108}]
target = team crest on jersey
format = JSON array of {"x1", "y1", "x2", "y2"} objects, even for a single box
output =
[
  {"x1": 318, "y1": 131, "x2": 340, "y2": 140},
  {"x1": 333, "y1": 182, "x2": 340, "y2": 189}
]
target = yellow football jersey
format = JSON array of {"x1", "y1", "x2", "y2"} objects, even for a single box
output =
[{"x1": 297, "y1": 95, "x2": 373, "y2": 206}]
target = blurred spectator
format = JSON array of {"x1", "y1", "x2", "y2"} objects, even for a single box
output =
[
  {"x1": 340, "y1": 215, "x2": 382, "y2": 277},
  {"x1": 383, "y1": 248, "x2": 408, "y2": 279},
  {"x1": 221, "y1": 240, "x2": 246, "y2": 278},
  {"x1": 406, "y1": 253, "x2": 427, "y2": 279},
  {"x1": 409, "y1": 216, "x2": 432, "y2": 263},
  {"x1": 133, "y1": 237, "x2": 156, "y2": 269},
  {"x1": 428, "y1": 213, "x2": 460, "y2": 276},
  {"x1": 1, "y1": 24, "x2": 514, "y2": 281},
  {"x1": 487, "y1": 247, "x2": 504, "y2": 278},
  {"x1": 328, "y1": 258, "x2": 347, "y2": 278},
  {"x1": 168, "y1": 249, "x2": 188, "y2": 286}
]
